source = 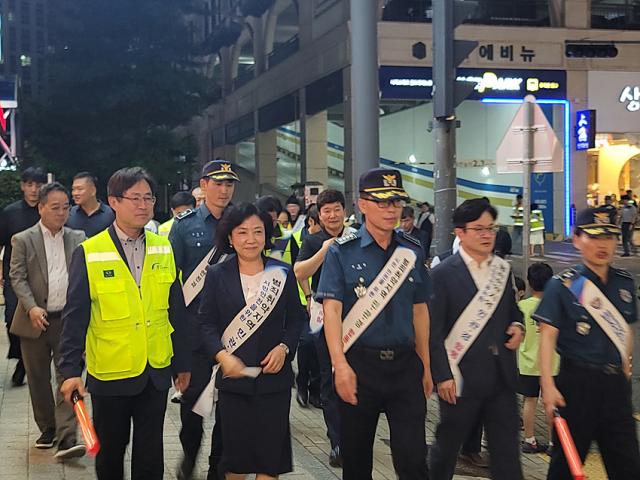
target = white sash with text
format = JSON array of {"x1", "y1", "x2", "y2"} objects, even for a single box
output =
[{"x1": 182, "y1": 247, "x2": 227, "y2": 307}]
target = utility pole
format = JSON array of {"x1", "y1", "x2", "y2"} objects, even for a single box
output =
[
  {"x1": 432, "y1": 0, "x2": 477, "y2": 253},
  {"x1": 349, "y1": 0, "x2": 380, "y2": 210},
  {"x1": 522, "y1": 96, "x2": 535, "y2": 277}
]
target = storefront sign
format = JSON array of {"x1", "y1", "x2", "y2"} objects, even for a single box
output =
[
  {"x1": 588, "y1": 72, "x2": 640, "y2": 133},
  {"x1": 380, "y1": 66, "x2": 567, "y2": 101},
  {"x1": 576, "y1": 110, "x2": 596, "y2": 151},
  {"x1": 476, "y1": 43, "x2": 563, "y2": 67}
]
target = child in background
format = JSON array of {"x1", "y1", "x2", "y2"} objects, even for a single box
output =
[
  {"x1": 515, "y1": 276, "x2": 526, "y2": 301},
  {"x1": 518, "y1": 262, "x2": 559, "y2": 454}
]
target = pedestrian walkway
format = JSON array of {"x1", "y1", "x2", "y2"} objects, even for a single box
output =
[{"x1": 0, "y1": 304, "x2": 620, "y2": 479}]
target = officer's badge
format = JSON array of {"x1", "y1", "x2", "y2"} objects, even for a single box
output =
[
  {"x1": 590, "y1": 297, "x2": 602, "y2": 310},
  {"x1": 594, "y1": 212, "x2": 609, "y2": 224},
  {"x1": 221, "y1": 163, "x2": 232, "y2": 171},
  {"x1": 619, "y1": 289, "x2": 633, "y2": 303},
  {"x1": 576, "y1": 322, "x2": 591, "y2": 336},
  {"x1": 382, "y1": 174, "x2": 398, "y2": 187},
  {"x1": 354, "y1": 277, "x2": 367, "y2": 298}
]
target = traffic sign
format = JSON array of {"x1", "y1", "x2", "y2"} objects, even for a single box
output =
[{"x1": 496, "y1": 100, "x2": 563, "y2": 174}]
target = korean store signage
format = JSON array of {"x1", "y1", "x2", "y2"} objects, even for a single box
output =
[
  {"x1": 576, "y1": 110, "x2": 596, "y2": 151},
  {"x1": 588, "y1": 72, "x2": 640, "y2": 133},
  {"x1": 380, "y1": 66, "x2": 567, "y2": 100}
]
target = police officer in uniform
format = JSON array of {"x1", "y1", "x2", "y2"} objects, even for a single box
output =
[
  {"x1": 168, "y1": 159, "x2": 240, "y2": 480},
  {"x1": 316, "y1": 168, "x2": 432, "y2": 479},
  {"x1": 537, "y1": 208, "x2": 640, "y2": 479},
  {"x1": 58, "y1": 167, "x2": 190, "y2": 479}
]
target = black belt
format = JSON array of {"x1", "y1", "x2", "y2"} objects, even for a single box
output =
[
  {"x1": 562, "y1": 358, "x2": 623, "y2": 375},
  {"x1": 351, "y1": 345, "x2": 413, "y2": 361}
]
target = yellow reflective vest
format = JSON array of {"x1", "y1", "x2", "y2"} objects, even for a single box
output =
[
  {"x1": 83, "y1": 229, "x2": 176, "y2": 381},
  {"x1": 158, "y1": 217, "x2": 175, "y2": 237}
]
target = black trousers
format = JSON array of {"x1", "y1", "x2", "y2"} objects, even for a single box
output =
[
  {"x1": 341, "y1": 347, "x2": 428, "y2": 480},
  {"x1": 296, "y1": 321, "x2": 320, "y2": 398},
  {"x1": 461, "y1": 419, "x2": 483, "y2": 455},
  {"x1": 314, "y1": 333, "x2": 340, "y2": 449},
  {"x1": 622, "y1": 222, "x2": 635, "y2": 255},
  {"x1": 547, "y1": 361, "x2": 640, "y2": 480},
  {"x1": 92, "y1": 381, "x2": 168, "y2": 480},
  {"x1": 179, "y1": 352, "x2": 224, "y2": 479},
  {"x1": 3, "y1": 281, "x2": 22, "y2": 360},
  {"x1": 430, "y1": 378, "x2": 522, "y2": 480}
]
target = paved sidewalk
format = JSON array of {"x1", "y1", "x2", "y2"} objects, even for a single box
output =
[{"x1": 0, "y1": 303, "x2": 603, "y2": 479}]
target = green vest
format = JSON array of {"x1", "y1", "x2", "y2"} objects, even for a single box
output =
[
  {"x1": 511, "y1": 206, "x2": 524, "y2": 226},
  {"x1": 158, "y1": 217, "x2": 175, "y2": 237},
  {"x1": 83, "y1": 229, "x2": 176, "y2": 381},
  {"x1": 531, "y1": 210, "x2": 545, "y2": 232}
]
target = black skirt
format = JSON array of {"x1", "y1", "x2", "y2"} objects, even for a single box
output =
[{"x1": 218, "y1": 389, "x2": 293, "y2": 476}]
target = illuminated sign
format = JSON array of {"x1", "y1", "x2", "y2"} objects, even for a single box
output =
[
  {"x1": 619, "y1": 85, "x2": 640, "y2": 112},
  {"x1": 576, "y1": 110, "x2": 596, "y2": 151},
  {"x1": 380, "y1": 67, "x2": 567, "y2": 100}
]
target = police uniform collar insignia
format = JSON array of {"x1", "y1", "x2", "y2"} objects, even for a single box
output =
[
  {"x1": 399, "y1": 230, "x2": 421, "y2": 247},
  {"x1": 576, "y1": 322, "x2": 591, "y2": 335},
  {"x1": 176, "y1": 208, "x2": 195, "y2": 220},
  {"x1": 615, "y1": 268, "x2": 632, "y2": 279},
  {"x1": 336, "y1": 233, "x2": 358, "y2": 245},
  {"x1": 354, "y1": 277, "x2": 367, "y2": 298},
  {"x1": 619, "y1": 289, "x2": 633, "y2": 303}
]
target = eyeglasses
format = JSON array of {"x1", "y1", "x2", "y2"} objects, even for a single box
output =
[
  {"x1": 118, "y1": 195, "x2": 156, "y2": 206},
  {"x1": 363, "y1": 198, "x2": 404, "y2": 209},
  {"x1": 463, "y1": 225, "x2": 500, "y2": 235}
]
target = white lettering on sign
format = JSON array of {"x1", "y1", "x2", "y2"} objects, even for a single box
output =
[
  {"x1": 457, "y1": 72, "x2": 523, "y2": 93},
  {"x1": 619, "y1": 86, "x2": 640, "y2": 112},
  {"x1": 389, "y1": 78, "x2": 433, "y2": 87}
]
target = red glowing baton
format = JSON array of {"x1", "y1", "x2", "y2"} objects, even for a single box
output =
[
  {"x1": 553, "y1": 409, "x2": 585, "y2": 480},
  {"x1": 72, "y1": 391, "x2": 100, "y2": 456}
]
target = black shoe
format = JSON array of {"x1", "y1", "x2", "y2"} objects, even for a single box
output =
[
  {"x1": 296, "y1": 390, "x2": 309, "y2": 408},
  {"x1": 54, "y1": 438, "x2": 86, "y2": 461},
  {"x1": 12, "y1": 359, "x2": 25, "y2": 387},
  {"x1": 308, "y1": 394, "x2": 322, "y2": 409},
  {"x1": 329, "y1": 445, "x2": 343, "y2": 468},
  {"x1": 177, "y1": 457, "x2": 196, "y2": 480},
  {"x1": 35, "y1": 428, "x2": 56, "y2": 449}
]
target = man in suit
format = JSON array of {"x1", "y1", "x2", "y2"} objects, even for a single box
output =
[
  {"x1": 9, "y1": 182, "x2": 86, "y2": 459},
  {"x1": 400, "y1": 206, "x2": 431, "y2": 259},
  {"x1": 429, "y1": 198, "x2": 524, "y2": 480},
  {"x1": 58, "y1": 167, "x2": 191, "y2": 480}
]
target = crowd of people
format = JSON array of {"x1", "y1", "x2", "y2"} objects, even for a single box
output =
[{"x1": 0, "y1": 161, "x2": 638, "y2": 480}]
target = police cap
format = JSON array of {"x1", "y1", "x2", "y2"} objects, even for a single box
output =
[
  {"x1": 575, "y1": 208, "x2": 621, "y2": 237},
  {"x1": 359, "y1": 168, "x2": 409, "y2": 201},
  {"x1": 201, "y1": 159, "x2": 240, "y2": 182}
]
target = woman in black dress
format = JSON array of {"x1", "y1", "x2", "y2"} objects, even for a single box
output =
[{"x1": 198, "y1": 203, "x2": 305, "y2": 479}]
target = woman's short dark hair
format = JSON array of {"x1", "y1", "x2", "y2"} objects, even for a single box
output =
[
  {"x1": 279, "y1": 210, "x2": 292, "y2": 224},
  {"x1": 107, "y1": 167, "x2": 157, "y2": 198},
  {"x1": 215, "y1": 202, "x2": 274, "y2": 254},
  {"x1": 170, "y1": 191, "x2": 196, "y2": 210},
  {"x1": 38, "y1": 182, "x2": 69, "y2": 205},
  {"x1": 22, "y1": 167, "x2": 47, "y2": 184},
  {"x1": 305, "y1": 204, "x2": 319, "y2": 226},
  {"x1": 256, "y1": 195, "x2": 282, "y2": 215},
  {"x1": 453, "y1": 198, "x2": 498, "y2": 229},
  {"x1": 73, "y1": 171, "x2": 98, "y2": 186},
  {"x1": 317, "y1": 189, "x2": 345, "y2": 210},
  {"x1": 527, "y1": 262, "x2": 553, "y2": 292}
]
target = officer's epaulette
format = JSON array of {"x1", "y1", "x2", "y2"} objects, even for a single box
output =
[
  {"x1": 175, "y1": 209, "x2": 195, "y2": 221},
  {"x1": 398, "y1": 230, "x2": 421, "y2": 247},
  {"x1": 614, "y1": 268, "x2": 633, "y2": 279},
  {"x1": 335, "y1": 233, "x2": 358, "y2": 245},
  {"x1": 554, "y1": 268, "x2": 578, "y2": 281}
]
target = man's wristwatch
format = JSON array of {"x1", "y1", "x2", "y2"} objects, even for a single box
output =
[{"x1": 278, "y1": 342, "x2": 290, "y2": 355}]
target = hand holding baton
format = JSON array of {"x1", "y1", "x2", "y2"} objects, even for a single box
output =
[
  {"x1": 71, "y1": 391, "x2": 100, "y2": 457},
  {"x1": 553, "y1": 409, "x2": 585, "y2": 480}
]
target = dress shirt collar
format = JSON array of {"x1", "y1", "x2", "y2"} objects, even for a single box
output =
[
  {"x1": 113, "y1": 221, "x2": 145, "y2": 244},
  {"x1": 459, "y1": 245, "x2": 493, "y2": 270},
  {"x1": 39, "y1": 220, "x2": 64, "y2": 239}
]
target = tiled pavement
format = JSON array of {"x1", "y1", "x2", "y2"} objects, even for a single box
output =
[{"x1": 0, "y1": 303, "x2": 618, "y2": 479}]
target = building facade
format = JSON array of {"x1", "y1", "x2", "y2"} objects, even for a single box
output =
[{"x1": 193, "y1": 0, "x2": 640, "y2": 237}]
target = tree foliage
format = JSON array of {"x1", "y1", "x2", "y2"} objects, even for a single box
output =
[{"x1": 24, "y1": 0, "x2": 216, "y2": 189}]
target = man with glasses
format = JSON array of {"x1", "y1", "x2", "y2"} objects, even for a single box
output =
[
  {"x1": 169, "y1": 159, "x2": 240, "y2": 480},
  {"x1": 316, "y1": 168, "x2": 432, "y2": 479},
  {"x1": 429, "y1": 198, "x2": 524, "y2": 480},
  {"x1": 58, "y1": 167, "x2": 190, "y2": 479}
]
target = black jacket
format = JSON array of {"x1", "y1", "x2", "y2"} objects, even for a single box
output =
[
  {"x1": 198, "y1": 254, "x2": 305, "y2": 395},
  {"x1": 429, "y1": 253, "x2": 522, "y2": 398}
]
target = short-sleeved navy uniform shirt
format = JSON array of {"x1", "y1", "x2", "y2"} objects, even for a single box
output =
[
  {"x1": 533, "y1": 264, "x2": 638, "y2": 366},
  {"x1": 169, "y1": 203, "x2": 220, "y2": 304},
  {"x1": 66, "y1": 203, "x2": 115, "y2": 238},
  {"x1": 315, "y1": 225, "x2": 431, "y2": 349}
]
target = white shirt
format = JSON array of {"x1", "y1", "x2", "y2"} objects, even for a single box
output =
[
  {"x1": 458, "y1": 245, "x2": 493, "y2": 288},
  {"x1": 240, "y1": 272, "x2": 263, "y2": 302},
  {"x1": 39, "y1": 222, "x2": 69, "y2": 312}
]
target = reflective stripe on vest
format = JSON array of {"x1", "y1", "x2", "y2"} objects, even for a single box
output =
[
  {"x1": 83, "y1": 229, "x2": 176, "y2": 381},
  {"x1": 158, "y1": 218, "x2": 175, "y2": 237}
]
